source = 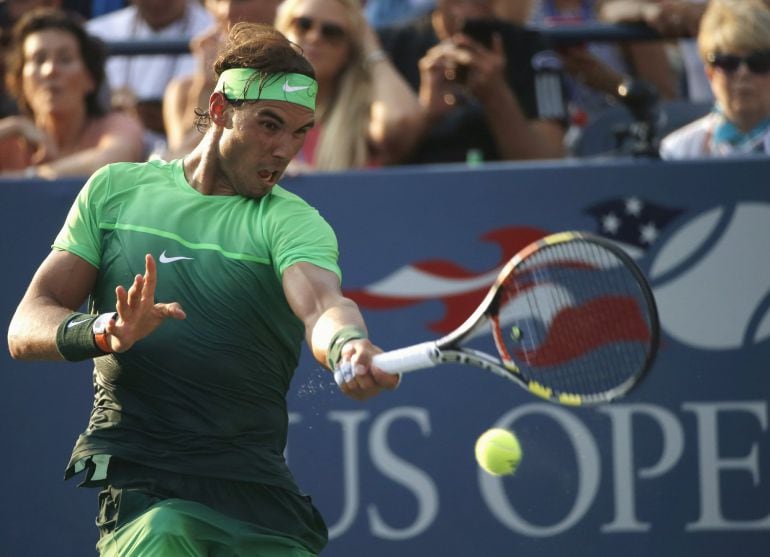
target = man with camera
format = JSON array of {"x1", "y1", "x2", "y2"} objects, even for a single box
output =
[{"x1": 377, "y1": 0, "x2": 568, "y2": 163}]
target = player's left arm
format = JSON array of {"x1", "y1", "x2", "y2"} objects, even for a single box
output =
[{"x1": 282, "y1": 261, "x2": 400, "y2": 400}]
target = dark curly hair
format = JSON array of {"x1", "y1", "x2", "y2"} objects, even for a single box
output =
[
  {"x1": 5, "y1": 8, "x2": 107, "y2": 117},
  {"x1": 195, "y1": 22, "x2": 315, "y2": 131}
]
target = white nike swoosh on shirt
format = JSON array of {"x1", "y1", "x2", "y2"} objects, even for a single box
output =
[
  {"x1": 282, "y1": 83, "x2": 310, "y2": 93},
  {"x1": 159, "y1": 251, "x2": 194, "y2": 264},
  {"x1": 67, "y1": 319, "x2": 91, "y2": 328}
]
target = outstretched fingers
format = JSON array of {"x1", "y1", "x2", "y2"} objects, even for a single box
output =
[
  {"x1": 155, "y1": 301, "x2": 187, "y2": 320},
  {"x1": 125, "y1": 273, "x2": 144, "y2": 309},
  {"x1": 108, "y1": 254, "x2": 186, "y2": 352},
  {"x1": 142, "y1": 254, "x2": 157, "y2": 300}
]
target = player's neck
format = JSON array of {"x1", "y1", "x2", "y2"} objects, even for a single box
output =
[{"x1": 182, "y1": 129, "x2": 222, "y2": 195}]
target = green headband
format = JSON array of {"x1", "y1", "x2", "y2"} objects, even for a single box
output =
[{"x1": 215, "y1": 68, "x2": 318, "y2": 110}]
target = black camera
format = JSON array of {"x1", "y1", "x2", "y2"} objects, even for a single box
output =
[{"x1": 461, "y1": 18, "x2": 504, "y2": 49}]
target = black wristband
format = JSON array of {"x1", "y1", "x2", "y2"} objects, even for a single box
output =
[
  {"x1": 326, "y1": 326, "x2": 367, "y2": 370},
  {"x1": 55, "y1": 312, "x2": 106, "y2": 361}
]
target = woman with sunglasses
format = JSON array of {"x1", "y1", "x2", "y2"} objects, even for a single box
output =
[
  {"x1": 275, "y1": 0, "x2": 422, "y2": 172},
  {"x1": 660, "y1": 0, "x2": 770, "y2": 159}
]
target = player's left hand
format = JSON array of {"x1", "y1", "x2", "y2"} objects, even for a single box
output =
[{"x1": 334, "y1": 338, "x2": 400, "y2": 401}]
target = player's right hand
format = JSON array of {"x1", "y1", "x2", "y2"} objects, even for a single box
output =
[{"x1": 105, "y1": 254, "x2": 186, "y2": 353}]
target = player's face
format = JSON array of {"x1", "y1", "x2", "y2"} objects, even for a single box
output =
[
  {"x1": 217, "y1": 100, "x2": 315, "y2": 199},
  {"x1": 21, "y1": 29, "x2": 95, "y2": 116}
]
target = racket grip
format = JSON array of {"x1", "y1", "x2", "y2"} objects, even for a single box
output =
[{"x1": 372, "y1": 342, "x2": 439, "y2": 374}]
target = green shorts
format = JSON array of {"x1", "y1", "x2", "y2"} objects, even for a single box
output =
[
  {"x1": 93, "y1": 458, "x2": 327, "y2": 556},
  {"x1": 96, "y1": 494, "x2": 315, "y2": 557}
]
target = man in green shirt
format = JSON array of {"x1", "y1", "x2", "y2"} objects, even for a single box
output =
[{"x1": 7, "y1": 22, "x2": 399, "y2": 556}]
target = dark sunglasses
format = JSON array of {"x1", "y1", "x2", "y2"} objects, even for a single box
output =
[
  {"x1": 291, "y1": 16, "x2": 347, "y2": 42},
  {"x1": 706, "y1": 51, "x2": 770, "y2": 75}
]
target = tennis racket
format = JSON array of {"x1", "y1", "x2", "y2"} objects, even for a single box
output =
[{"x1": 342, "y1": 231, "x2": 659, "y2": 406}]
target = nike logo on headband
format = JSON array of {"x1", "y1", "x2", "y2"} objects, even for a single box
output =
[{"x1": 283, "y1": 83, "x2": 310, "y2": 93}]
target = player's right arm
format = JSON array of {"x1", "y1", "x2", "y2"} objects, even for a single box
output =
[
  {"x1": 7, "y1": 250, "x2": 98, "y2": 360},
  {"x1": 282, "y1": 261, "x2": 399, "y2": 401},
  {"x1": 8, "y1": 252, "x2": 186, "y2": 360}
]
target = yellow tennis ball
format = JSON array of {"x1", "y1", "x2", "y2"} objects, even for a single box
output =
[{"x1": 475, "y1": 428, "x2": 522, "y2": 476}]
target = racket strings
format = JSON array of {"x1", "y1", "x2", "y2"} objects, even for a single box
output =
[{"x1": 496, "y1": 239, "x2": 654, "y2": 400}]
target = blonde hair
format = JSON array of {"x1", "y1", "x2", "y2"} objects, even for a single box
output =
[
  {"x1": 275, "y1": 0, "x2": 372, "y2": 171},
  {"x1": 698, "y1": 0, "x2": 770, "y2": 60}
]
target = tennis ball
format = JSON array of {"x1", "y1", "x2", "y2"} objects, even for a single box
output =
[{"x1": 474, "y1": 428, "x2": 522, "y2": 476}]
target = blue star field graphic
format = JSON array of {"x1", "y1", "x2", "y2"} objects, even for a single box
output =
[{"x1": 584, "y1": 197, "x2": 684, "y2": 249}]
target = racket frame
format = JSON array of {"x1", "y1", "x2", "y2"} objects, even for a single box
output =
[{"x1": 370, "y1": 231, "x2": 660, "y2": 406}]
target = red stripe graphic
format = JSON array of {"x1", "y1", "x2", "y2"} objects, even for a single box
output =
[
  {"x1": 345, "y1": 227, "x2": 549, "y2": 333},
  {"x1": 515, "y1": 296, "x2": 650, "y2": 367}
]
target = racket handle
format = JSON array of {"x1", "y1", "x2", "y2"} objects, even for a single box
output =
[{"x1": 373, "y1": 342, "x2": 439, "y2": 374}]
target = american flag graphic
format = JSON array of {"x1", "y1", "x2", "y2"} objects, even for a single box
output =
[{"x1": 583, "y1": 196, "x2": 683, "y2": 250}]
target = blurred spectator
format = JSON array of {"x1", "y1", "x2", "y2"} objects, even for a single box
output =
[
  {"x1": 162, "y1": 0, "x2": 282, "y2": 157},
  {"x1": 599, "y1": 0, "x2": 705, "y2": 37},
  {"x1": 86, "y1": 0, "x2": 212, "y2": 137},
  {"x1": 492, "y1": 0, "x2": 536, "y2": 24},
  {"x1": 0, "y1": 0, "x2": 63, "y2": 117},
  {"x1": 0, "y1": 8, "x2": 144, "y2": 178},
  {"x1": 364, "y1": 0, "x2": 435, "y2": 28},
  {"x1": 60, "y1": 0, "x2": 124, "y2": 20},
  {"x1": 599, "y1": 0, "x2": 711, "y2": 101},
  {"x1": 2, "y1": 0, "x2": 61, "y2": 27},
  {"x1": 275, "y1": 0, "x2": 422, "y2": 171},
  {"x1": 660, "y1": 0, "x2": 770, "y2": 158},
  {"x1": 87, "y1": 0, "x2": 125, "y2": 18},
  {"x1": 378, "y1": 0, "x2": 568, "y2": 163},
  {"x1": 59, "y1": 0, "x2": 125, "y2": 19},
  {"x1": 530, "y1": 0, "x2": 678, "y2": 117}
]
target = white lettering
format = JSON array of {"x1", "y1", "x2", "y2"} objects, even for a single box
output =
[
  {"x1": 326, "y1": 410, "x2": 369, "y2": 538},
  {"x1": 600, "y1": 404, "x2": 684, "y2": 532},
  {"x1": 684, "y1": 401, "x2": 770, "y2": 530},
  {"x1": 367, "y1": 407, "x2": 439, "y2": 539}
]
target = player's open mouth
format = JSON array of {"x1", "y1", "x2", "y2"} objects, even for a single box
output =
[{"x1": 258, "y1": 169, "x2": 278, "y2": 183}]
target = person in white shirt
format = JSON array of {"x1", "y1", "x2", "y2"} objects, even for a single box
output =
[
  {"x1": 86, "y1": 0, "x2": 212, "y2": 136},
  {"x1": 660, "y1": 0, "x2": 770, "y2": 159}
]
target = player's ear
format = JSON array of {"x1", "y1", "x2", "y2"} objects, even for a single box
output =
[{"x1": 209, "y1": 92, "x2": 233, "y2": 128}]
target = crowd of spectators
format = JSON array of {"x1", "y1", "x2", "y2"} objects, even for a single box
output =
[{"x1": 0, "y1": 0, "x2": 768, "y2": 180}]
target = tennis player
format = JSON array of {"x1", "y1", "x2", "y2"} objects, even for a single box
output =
[{"x1": 7, "y1": 22, "x2": 398, "y2": 556}]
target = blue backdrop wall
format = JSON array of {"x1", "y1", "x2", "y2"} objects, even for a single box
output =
[{"x1": 1, "y1": 158, "x2": 769, "y2": 556}]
